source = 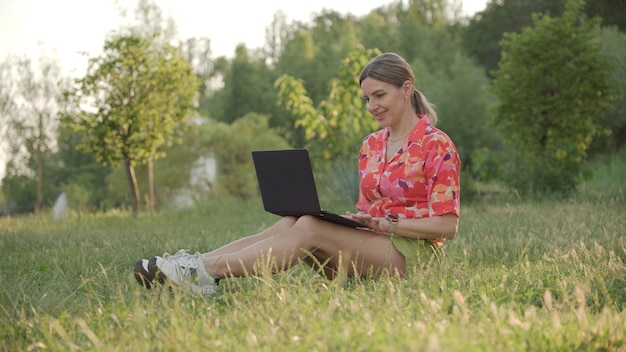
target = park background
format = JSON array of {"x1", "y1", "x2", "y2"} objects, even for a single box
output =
[
  {"x1": 0, "y1": 0, "x2": 625, "y2": 350},
  {"x1": 0, "y1": 0, "x2": 624, "y2": 214}
]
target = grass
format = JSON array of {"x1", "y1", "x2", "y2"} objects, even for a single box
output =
[{"x1": 1, "y1": 169, "x2": 625, "y2": 351}]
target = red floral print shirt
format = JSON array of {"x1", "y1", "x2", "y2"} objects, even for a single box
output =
[{"x1": 355, "y1": 114, "x2": 461, "y2": 242}]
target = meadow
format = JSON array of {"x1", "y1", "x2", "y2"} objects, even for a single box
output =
[{"x1": 1, "y1": 156, "x2": 625, "y2": 351}]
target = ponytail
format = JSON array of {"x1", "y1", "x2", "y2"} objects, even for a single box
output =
[{"x1": 411, "y1": 88, "x2": 438, "y2": 126}]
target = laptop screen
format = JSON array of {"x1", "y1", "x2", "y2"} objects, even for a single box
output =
[{"x1": 252, "y1": 149, "x2": 322, "y2": 216}]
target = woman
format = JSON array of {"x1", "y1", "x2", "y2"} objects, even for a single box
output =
[{"x1": 134, "y1": 52, "x2": 461, "y2": 296}]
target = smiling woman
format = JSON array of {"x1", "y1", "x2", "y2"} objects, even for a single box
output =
[{"x1": 134, "y1": 52, "x2": 461, "y2": 296}]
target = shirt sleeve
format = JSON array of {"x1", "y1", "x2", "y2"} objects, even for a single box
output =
[{"x1": 424, "y1": 138, "x2": 461, "y2": 217}]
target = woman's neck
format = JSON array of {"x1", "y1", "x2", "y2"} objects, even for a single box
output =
[{"x1": 388, "y1": 113, "x2": 419, "y2": 140}]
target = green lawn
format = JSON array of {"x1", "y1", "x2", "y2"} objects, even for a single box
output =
[{"x1": 1, "y1": 185, "x2": 625, "y2": 351}]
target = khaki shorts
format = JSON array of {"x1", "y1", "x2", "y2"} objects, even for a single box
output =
[{"x1": 390, "y1": 235, "x2": 444, "y2": 272}]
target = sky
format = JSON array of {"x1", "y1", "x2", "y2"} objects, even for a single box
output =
[
  {"x1": 0, "y1": 0, "x2": 488, "y2": 179},
  {"x1": 0, "y1": 0, "x2": 488, "y2": 77}
]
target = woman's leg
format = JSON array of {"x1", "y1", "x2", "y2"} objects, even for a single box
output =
[
  {"x1": 202, "y1": 215, "x2": 406, "y2": 280},
  {"x1": 203, "y1": 216, "x2": 297, "y2": 257}
]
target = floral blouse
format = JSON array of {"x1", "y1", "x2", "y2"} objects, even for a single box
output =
[{"x1": 355, "y1": 114, "x2": 461, "y2": 243}]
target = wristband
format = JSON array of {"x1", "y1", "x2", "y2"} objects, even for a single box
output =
[{"x1": 386, "y1": 214, "x2": 398, "y2": 234}]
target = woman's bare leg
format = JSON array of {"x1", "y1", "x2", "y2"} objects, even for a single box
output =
[
  {"x1": 203, "y1": 216, "x2": 297, "y2": 257},
  {"x1": 202, "y1": 215, "x2": 406, "y2": 280}
]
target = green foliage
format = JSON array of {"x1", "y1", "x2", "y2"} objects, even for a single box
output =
[
  {"x1": 5, "y1": 0, "x2": 625, "y2": 214},
  {"x1": 319, "y1": 156, "x2": 360, "y2": 205},
  {"x1": 208, "y1": 46, "x2": 279, "y2": 124},
  {"x1": 591, "y1": 26, "x2": 626, "y2": 153},
  {"x1": 207, "y1": 113, "x2": 291, "y2": 199},
  {"x1": 65, "y1": 34, "x2": 198, "y2": 166},
  {"x1": 1, "y1": 138, "x2": 68, "y2": 213},
  {"x1": 274, "y1": 74, "x2": 317, "y2": 139},
  {"x1": 275, "y1": 10, "x2": 361, "y2": 105},
  {"x1": 463, "y1": 0, "x2": 569, "y2": 76},
  {"x1": 63, "y1": 33, "x2": 198, "y2": 212},
  {"x1": 585, "y1": 0, "x2": 626, "y2": 32},
  {"x1": 98, "y1": 120, "x2": 216, "y2": 210},
  {"x1": 277, "y1": 47, "x2": 381, "y2": 168},
  {"x1": 53, "y1": 123, "x2": 112, "y2": 211},
  {"x1": 0, "y1": 174, "x2": 36, "y2": 212},
  {"x1": 357, "y1": 9, "x2": 399, "y2": 53},
  {"x1": 462, "y1": 0, "x2": 626, "y2": 76},
  {"x1": 408, "y1": 43, "x2": 500, "y2": 170},
  {"x1": 469, "y1": 147, "x2": 502, "y2": 182},
  {"x1": 150, "y1": 121, "x2": 215, "y2": 205},
  {"x1": 395, "y1": 0, "x2": 457, "y2": 61},
  {"x1": 0, "y1": 54, "x2": 65, "y2": 211},
  {"x1": 578, "y1": 148, "x2": 626, "y2": 204},
  {"x1": 491, "y1": 0, "x2": 612, "y2": 196}
]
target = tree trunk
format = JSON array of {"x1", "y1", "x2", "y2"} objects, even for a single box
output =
[
  {"x1": 147, "y1": 157, "x2": 155, "y2": 212},
  {"x1": 124, "y1": 156, "x2": 140, "y2": 216},
  {"x1": 35, "y1": 114, "x2": 44, "y2": 212}
]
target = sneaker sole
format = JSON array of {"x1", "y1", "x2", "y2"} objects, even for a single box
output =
[{"x1": 133, "y1": 259, "x2": 157, "y2": 289}]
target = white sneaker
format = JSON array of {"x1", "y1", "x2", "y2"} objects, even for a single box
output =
[{"x1": 148, "y1": 249, "x2": 217, "y2": 296}]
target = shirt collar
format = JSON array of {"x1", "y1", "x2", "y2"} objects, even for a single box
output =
[{"x1": 384, "y1": 114, "x2": 429, "y2": 143}]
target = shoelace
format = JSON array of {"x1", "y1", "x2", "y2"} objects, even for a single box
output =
[
  {"x1": 162, "y1": 249, "x2": 203, "y2": 268},
  {"x1": 163, "y1": 249, "x2": 190, "y2": 259}
]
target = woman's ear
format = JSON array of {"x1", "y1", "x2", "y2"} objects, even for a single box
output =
[{"x1": 403, "y1": 80, "x2": 414, "y2": 98}]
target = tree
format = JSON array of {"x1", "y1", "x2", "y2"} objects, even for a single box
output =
[
  {"x1": 463, "y1": 0, "x2": 626, "y2": 78},
  {"x1": 463, "y1": 0, "x2": 569, "y2": 76},
  {"x1": 592, "y1": 27, "x2": 626, "y2": 153},
  {"x1": 211, "y1": 45, "x2": 278, "y2": 124},
  {"x1": 275, "y1": 10, "x2": 361, "y2": 105},
  {"x1": 357, "y1": 9, "x2": 399, "y2": 53},
  {"x1": 53, "y1": 123, "x2": 112, "y2": 211},
  {"x1": 101, "y1": 120, "x2": 214, "y2": 210},
  {"x1": 63, "y1": 34, "x2": 198, "y2": 214},
  {"x1": 276, "y1": 47, "x2": 381, "y2": 167},
  {"x1": 410, "y1": 51, "x2": 500, "y2": 173},
  {"x1": 121, "y1": 0, "x2": 188, "y2": 212},
  {"x1": 585, "y1": 0, "x2": 626, "y2": 32},
  {"x1": 264, "y1": 11, "x2": 292, "y2": 67},
  {"x1": 0, "y1": 53, "x2": 64, "y2": 212},
  {"x1": 182, "y1": 36, "x2": 216, "y2": 116},
  {"x1": 491, "y1": 0, "x2": 612, "y2": 196},
  {"x1": 208, "y1": 113, "x2": 290, "y2": 199}
]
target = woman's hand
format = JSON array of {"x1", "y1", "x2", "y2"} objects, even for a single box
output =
[{"x1": 345, "y1": 211, "x2": 389, "y2": 233}]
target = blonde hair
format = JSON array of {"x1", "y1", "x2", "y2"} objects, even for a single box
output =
[{"x1": 359, "y1": 52, "x2": 438, "y2": 126}]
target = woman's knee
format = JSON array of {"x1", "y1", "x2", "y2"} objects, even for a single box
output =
[
  {"x1": 291, "y1": 215, "x2": 335, "y2": 245},
  {"x1": 293, "y1": 215, "x2": 324, "y2": 232},
  {"x1": 278, "y1": 216, "x2": 298, "y2": 229}
]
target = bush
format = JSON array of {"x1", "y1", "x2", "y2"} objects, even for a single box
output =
[
  {"x1": 490, "y1": 0, "x2": 612, "y2": 197},
  {"x1": 209, "y1": 113, "x2": 291, "y2": 199},
  {"x1": 319, "y1": 156, "x2": 360, "y2": 205}
]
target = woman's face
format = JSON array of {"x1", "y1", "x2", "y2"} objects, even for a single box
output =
[{"x1": 360, "y1": 77, "x2": 409, "y2": 128}]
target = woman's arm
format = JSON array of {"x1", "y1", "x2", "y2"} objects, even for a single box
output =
[
  {"x1": 385, "y1": 213, "x2": 458, "y2": 240},
  {"x1": 348, "y1": 212, "x2": 458, "y2": 240}
]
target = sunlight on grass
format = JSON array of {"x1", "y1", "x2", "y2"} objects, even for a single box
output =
[{"x1": 1, "y1": 177, "x2": 625, "y2": 350}]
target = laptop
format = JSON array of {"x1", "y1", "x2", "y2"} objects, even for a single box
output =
[{"x1": 251, "y1": 149, "x2": 365, "y2": 228}]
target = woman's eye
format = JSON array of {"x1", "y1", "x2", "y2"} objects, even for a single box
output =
[{"x1": 363, "y1": 93, "x2": 385, "y2": 102}]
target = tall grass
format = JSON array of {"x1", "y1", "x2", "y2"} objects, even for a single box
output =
[{"x1": 1, "y1": 157, "x2": 625, "y2": 351}]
